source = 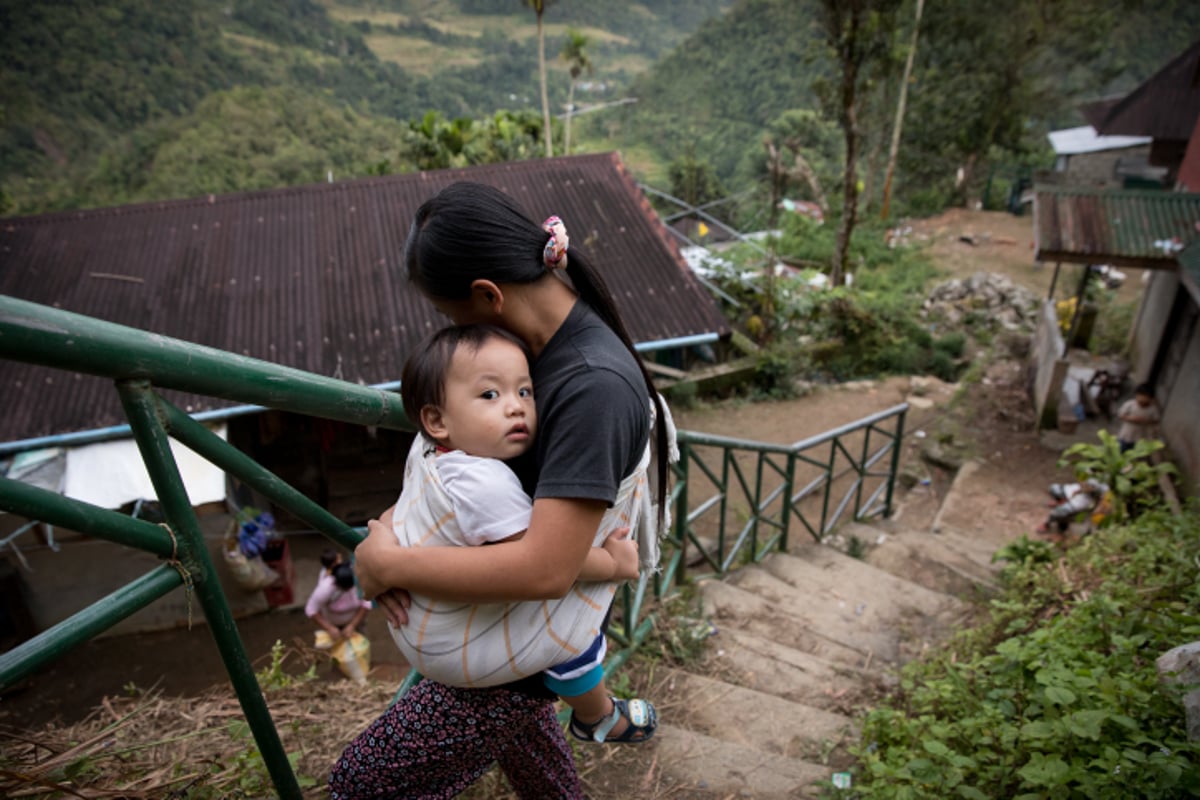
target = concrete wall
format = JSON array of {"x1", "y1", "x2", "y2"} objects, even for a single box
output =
[
  {"x1": 1159, "y1": 301, "x2": 1200, "y2": 498},
  {"x1": 1060, "y1": 144, "x2": 1152, "y2": 189},
  {"x1": 1032, "y1": 300, "x2": 1069, "y2": 429},
  {"x1": 1129, "y1": 270, "x2": 1179, "y2": 384},
  {"x1": 1128, "y1": 269, "x2": 1199, "y2": 497}
]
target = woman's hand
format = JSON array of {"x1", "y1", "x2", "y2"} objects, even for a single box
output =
[
  {"x1": 601, "y1": 527, "x2": 639, "y2": 581},
  {"x1": 354, "y1": 516, "x2": 405, "y2": 600}
]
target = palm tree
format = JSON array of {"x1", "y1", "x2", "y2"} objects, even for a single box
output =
[
  {"x1": 560, "y1": 28, "x2": 592, "y2": 156},
  {"x1": 524, "y1": 0, "x2": 556, "y2": 158}
]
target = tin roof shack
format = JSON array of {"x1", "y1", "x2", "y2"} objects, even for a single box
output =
[
  {"x1": 1047, "y1": 126, "x2": 1155, "y2": 189},
  {"x1": 1031, "y1": 186, "x2": 1200, "y2": 497},
  {"x1": 0, "y1": 153, "x2": 731, "y2": 637},
  {"x1": 1082, "y1": 39, "x2": 1200, "y2": 188}
]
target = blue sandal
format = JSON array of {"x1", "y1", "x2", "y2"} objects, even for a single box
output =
[{"x1": 569, "y1": 697, "x2": 657, "y2": 743}]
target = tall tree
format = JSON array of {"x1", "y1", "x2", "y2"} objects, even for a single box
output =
[
  {"x1": 524, "y1": 0, "x2": 556, "y2": 158},
  {"x1": 901, "y1": 0, "x2": 1127, "y2": 209},
  {"x1": 817, "y1": 0, "x2": 900, "y2": 286},
  {"x1": 560, "y1": 28, "x2": 593, "y2": 156}
]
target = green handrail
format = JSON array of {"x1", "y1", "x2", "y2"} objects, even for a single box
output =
[
  {"x1": 659, "y1": 403, "x2": 909, "y2": 588},
  {"x1": 0, "y1": 294, "x2": 906, "y2": 796},
  {"x1": 0, "y1": 295, "x2": 413, "y2": 799}
]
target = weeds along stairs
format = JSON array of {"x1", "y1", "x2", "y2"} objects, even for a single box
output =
[{"x1": 642, "y1": 459, "x2": 1021, "y2": 799}]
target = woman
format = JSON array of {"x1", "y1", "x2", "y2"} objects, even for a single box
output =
[{"x1": 329, "y1": 181, "x2": 671, "y2": 799}]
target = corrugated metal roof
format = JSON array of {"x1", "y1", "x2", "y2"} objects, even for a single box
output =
[
  {"x1": 1086, "y1": 39, "x2": 1200, "y2": 141},
  {"x1": 1033, "y1": 187, "x2": 1200, "y2": 269},
  {"x1": 0, "y1": 153, "x2": 730, "y2": 442}
]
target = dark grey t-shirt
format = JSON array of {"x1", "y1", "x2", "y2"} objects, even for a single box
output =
[
  {"x1": 502, "y1": 301, "x2": 649, "y2": 699},
  {"x1": 511, "y1": 300, "x2": 650, "y2": 503}
]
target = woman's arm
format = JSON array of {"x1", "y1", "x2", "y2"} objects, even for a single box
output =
[
  {"x1": 311, "y1": 610, "x2": 343, "y2": 640},
  {"x1": 355, "y1": 497, "x2": 604, "y2": 602}
]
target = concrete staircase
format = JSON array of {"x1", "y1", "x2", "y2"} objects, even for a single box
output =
[{"x1": 638, "y1": 458, "x2": 1039, "y2": 798}]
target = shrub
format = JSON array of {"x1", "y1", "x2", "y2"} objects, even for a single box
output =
[
  {"x1": 1090, "y1": 295, "x2": 1137, "y2": 357},
  {"x1": 1057, "y1": 431, "x2": 1177, "y2": 524},
  {"x1": 844, "y1": 509, "x2": 1200, "y2": 798},
  {"x1": 934, "y1": 331, "x2": 967, "y2": 358}
]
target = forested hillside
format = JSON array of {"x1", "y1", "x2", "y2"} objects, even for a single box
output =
[
  {"x1": 598, "y1": 0, "x2": 1200, "y2": 223},
  {"x1": 3, "y1": 0, "x2": 1199, "y2": 219},
  {"x1": 606, "y1": 0, "x2": 826, "y2": 183},
  {"x1": 0, "y1": 0, "x2": 731, "y2": 214}
]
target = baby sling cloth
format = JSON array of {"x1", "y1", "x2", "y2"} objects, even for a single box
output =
[{"x1": 387, "y1": 404, "x2": 674, "y2": 688}]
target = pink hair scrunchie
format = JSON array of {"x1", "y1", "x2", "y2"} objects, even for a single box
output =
[{"x1": 542, "y1": 215, "x2": 569, "y2": 270}]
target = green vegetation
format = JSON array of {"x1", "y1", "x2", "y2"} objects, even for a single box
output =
[
  {"x1": 844, "y1": 507, "x2": 1200, "y2": 798},
  {"x1": 6, "y1": 0, "x2": 1200, "y2": 223},
  {"x1": 1058, "y1": 433, "x2": 1177, "y2": 525},
  {"x1": 1, "y1": 0, "x2": 731, "y2": 214},
  {"x1": 701, "y1": 213, "x2": 955, "y2": 395}
]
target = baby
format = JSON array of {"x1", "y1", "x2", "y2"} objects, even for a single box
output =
[{"x1": 385, "y1": 323, "x2": 656, "y2": 743}]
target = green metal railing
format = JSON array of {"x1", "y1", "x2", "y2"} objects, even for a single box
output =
[
  {"x1": 0, "y1": 296, "x2": 410, "y2": 799},
  {"x1": 0, "y1": 295, "x2": 905, "y2": 797},
  {"x1": 667, "y1": 407, "x2": 907, "y2": 582}
]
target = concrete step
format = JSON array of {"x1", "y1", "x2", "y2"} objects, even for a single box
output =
[
  {"x1": 650, "y1": 723, "x2": 837, "y2": 799},
  {"x1": 761, "y1": 547, "x2": 967, "y2": 621},
  {"x1": 931, "y1": 459, "x2": 1047, "y2": 550},
  {"x1": 659, "y1": 668, "x2": 858, "y2": 757},
  {"x1": 726, "y1": 567, "x2": 908, "y2": 664},
  {"x1": 722, "y1": 550, "x2": 965, "y2": 665},
  {"x1": 863, "y1": 526, "x2": 1003, "y2": 597},
  {"x1": 702, "y1": 627, "x2": 878, "y2": 711},
  {"x1": 699, "y1": 578, "x2": 871, "y2": 668}
]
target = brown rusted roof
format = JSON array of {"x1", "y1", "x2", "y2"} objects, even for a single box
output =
[
  {"x1": 0, "y1": 153, "x2": 730, "y2": 443},
  {"x1": 1086, "y1": 39, "x2": 1200, "y2": 141},
  {"x1": 1033, "y1": 186, "x2": 1200, "y2": 269}
]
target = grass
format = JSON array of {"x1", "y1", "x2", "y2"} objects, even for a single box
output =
[
  {"x1": 220, "y1": 31, "x2": 282, "y2": 53},
  {"x1": 320, "y1": 2, "x2": 411, "y2": 28},
  {"x1": 365, "y1": 34, "x2": 483, "y2": 72}
]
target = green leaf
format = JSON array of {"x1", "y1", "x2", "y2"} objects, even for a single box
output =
[
  {"x1": 956, "y1": 787, "x2": 989, "y2": 800},
  {"x1": 1066, "y1": 709, "x2": 1108, "y2": 740},
  {"x1": 1020, "y1": 720, "x2": 1056, "y2": 739},
  {"x1": 923, "y1": 739, "x2": 951, "y2": 757},
  {"x1": 1044, "y1": 685, "x2": 1077, "y2": 705},
  {"x1": 1018, "y1": 753, "x2": 1071, "y2": 787},
  {"x1": 1109, "y1": 714, "x2": 1139, "y2": 731},
  {"x1": 1123, "y1": 749, "x2": 1147, "y2": 763}
]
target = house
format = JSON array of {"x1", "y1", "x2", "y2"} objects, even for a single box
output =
[
  {"x1": 1032, "y1": 39, "x2": 1200, "y2": 496},
  {"x1": 1046, "y1": 125, "x2": 1155, "y2": 189},
  {"x1": 0, "y1": 152, "x2": 730, "y2": 514},
  {"x1": 0, "y1": 153, "x2": 732, "y2": 636},
  {"x1": 1082, "y1": 39, "x2": 1200, "y2": 188}
]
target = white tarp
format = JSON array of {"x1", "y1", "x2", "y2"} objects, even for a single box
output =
[
  {"x1": 1047, "y1": 125, "x2": 1151, "y2": 156},
  {"x1": 61, "y1": 426, "x2": 228, "y2": 509}
]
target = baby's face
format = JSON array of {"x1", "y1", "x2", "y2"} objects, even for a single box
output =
[
  {"x1": 1136, "y1": 393, "x2": 1153, "y2": 407},
  {"x1": 433, "y1": 337, "x2": 536, "y2": 461}
]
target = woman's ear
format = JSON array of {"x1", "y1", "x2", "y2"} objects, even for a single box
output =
[
  {"x1": 420, "y1": 405, "x2": 448, "y2": 442},
  {"x1": 469, "y1": 279, "x2": 505, "y2": 314}
]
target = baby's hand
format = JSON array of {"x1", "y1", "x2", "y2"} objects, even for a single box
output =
[{"x1": 601, "y1": 527, "x2": 639, "y2": 581}]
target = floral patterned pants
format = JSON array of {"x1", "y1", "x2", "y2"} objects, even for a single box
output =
[{"x1": 328, "y1": 679, "x2": 582, "y2": 800}]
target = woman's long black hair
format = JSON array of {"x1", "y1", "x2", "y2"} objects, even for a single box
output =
[{"x1": 404, "y1": 181, "x2": 671, "y2": 523}]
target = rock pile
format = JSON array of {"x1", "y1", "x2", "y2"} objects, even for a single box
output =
[{"x1": 922, "y1": 272, "x2": 1040, "y2": 331}]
